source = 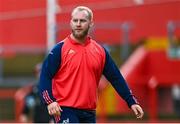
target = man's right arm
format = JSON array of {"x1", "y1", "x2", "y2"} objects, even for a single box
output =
[{"x1": 38, "y1": 42, "x2": 64, "y2": 105}]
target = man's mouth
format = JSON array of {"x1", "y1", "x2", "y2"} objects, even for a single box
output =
[
  {"x1": 75, "y1": 29, "x2": 82, "y2": 31},
  {"x1": 75, "y1": 29, "x2": 83, "y2": 33}
]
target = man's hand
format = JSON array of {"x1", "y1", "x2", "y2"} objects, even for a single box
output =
[
  {"x1": 131, "y1": 104, "x2": 144, "y2": 119},
  {"x1": 47, "y1": 102, "x2": 63, "y2": 116}
]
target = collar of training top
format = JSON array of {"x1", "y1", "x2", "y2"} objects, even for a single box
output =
[{"x1": 68, "y1": 35, "x2": 91, "y2": 46}]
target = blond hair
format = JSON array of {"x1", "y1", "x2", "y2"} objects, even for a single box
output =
[{"x1": 71, "y1": 6, "x2": 93, "y2": 21}]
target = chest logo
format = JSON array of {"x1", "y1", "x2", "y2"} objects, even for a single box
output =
[{"x1": 68, "y1": 49, "x2": 75, "y2": 54}]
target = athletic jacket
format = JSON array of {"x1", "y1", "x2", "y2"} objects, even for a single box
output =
[{"x1": 38, "y1": 35, "x2": 138, "y2": 110}]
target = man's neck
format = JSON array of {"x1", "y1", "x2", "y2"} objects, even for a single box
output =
[{"x1": 70, "y1": 34, "x2": 87, "y2": 44}]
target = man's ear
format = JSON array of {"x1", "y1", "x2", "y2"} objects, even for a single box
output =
[{"x1": 90, "y1": 22, "x2": 94, "y2": 28}]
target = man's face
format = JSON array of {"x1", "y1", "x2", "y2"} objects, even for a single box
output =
[{"x1": 70, "y1": 10, "x2": 92, "y2": 39}]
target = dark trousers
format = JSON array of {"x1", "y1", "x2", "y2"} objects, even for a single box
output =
[{"x1": 55, "y1": 106, "x2": 96, "y2": 123}]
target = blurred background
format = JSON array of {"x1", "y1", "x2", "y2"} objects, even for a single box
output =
[{"x1": 0, "y1": 0, "x2": 180, "y2": 123}]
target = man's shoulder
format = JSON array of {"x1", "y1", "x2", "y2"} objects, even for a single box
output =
[
  {"x1": 56, "y1": 40, "x2": 65, "y2": 46},
  {"x1": 55, "y1": 37, "x2": 71, "y2": 48},
  {"x1": 51, "y1": 40, "x2": 66, "y2": 51},
  {"x1": 90, "y1": 38, "x2": 104, "y2": 49}
]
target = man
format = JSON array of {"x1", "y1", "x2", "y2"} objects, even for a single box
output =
[{"x1": 39, "y1": 6, "x2": 144, "y2": 123}]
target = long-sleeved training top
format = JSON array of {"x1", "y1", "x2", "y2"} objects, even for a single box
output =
[{"x1": 38, "y1": 35, "x2": 138, "y2": 110}]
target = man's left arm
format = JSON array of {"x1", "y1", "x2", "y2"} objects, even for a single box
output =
[{"x1": 102, "y1": 48, "x2": 144, "y2": 119}]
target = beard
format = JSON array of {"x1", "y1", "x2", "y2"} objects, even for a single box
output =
[{"x1": 72, "y1": 26, "x2": 89, "y2": 40}]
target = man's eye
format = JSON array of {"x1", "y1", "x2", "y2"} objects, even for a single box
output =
[
  {"x1": 81, "y1": 20, "x2": 86, "y2": 22},
  {"x1": 73, "y1": 19, "x2": 78, "y2": 22}
]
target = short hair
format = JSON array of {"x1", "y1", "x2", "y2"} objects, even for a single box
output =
[{"x1": 71, "y1": 6, "x2": 93, "y2": 21}]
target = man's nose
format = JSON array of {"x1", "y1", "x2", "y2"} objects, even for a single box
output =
[{"x1": 77, "y1": 21, "x2": 81, "y2": 26}]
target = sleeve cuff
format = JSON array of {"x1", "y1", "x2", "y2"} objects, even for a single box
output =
[{"x1": 127, "y1": 95, "x2": 139, "y2": 108}]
